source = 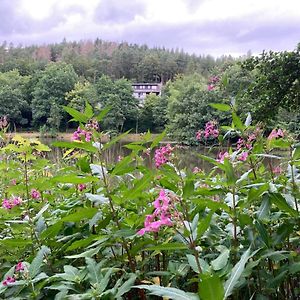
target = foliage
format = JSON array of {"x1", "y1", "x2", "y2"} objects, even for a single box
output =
[
  {"x1": 0, "y1": 70, "x2": 31, "y2": 125},
  {"x1": 242, "y1": 49, "x2": 300, "y2": 123},
  {"x1": 166, "y1": 74, "x2": 228, "y2": 144},
  {"x1": 0, "y1": 103, "x2": 299, "y2": 299},
  {"x1": 31, "y1": 62, "x2": 78, "y2": 130},
  {"x1": 95, "y1": 75, "x2": 139, "y2": 132}
]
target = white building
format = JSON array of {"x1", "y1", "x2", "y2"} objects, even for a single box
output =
[{"x1": 132, "y1": 83, "x2": 162, "y2": 103}]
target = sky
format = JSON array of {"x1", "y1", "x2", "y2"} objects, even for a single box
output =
[{"x1": 0, "y1": 0, "x2": 299, "y2": 57}]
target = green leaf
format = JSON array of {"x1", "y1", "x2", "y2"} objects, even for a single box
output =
[
  {"x1": 193, "y1": 198, "x2": 230, "y2": 212},
  {"x1": 211, "y1": 249, "x2": 230, "y2": 271},
  {"x1": 232, "y1": 112, "x2": 245, "y2": 130},
  {"x1": 84, "y1": 101, "x2": 94, "y2": 118},
  {"x1": 183, "y1": 179, "x2": 194, "y2": 198},
  {"x1": 85, "y1": 257, "x2": 101, "y2": 284},
  {"x1": 269, "y1": 193, "x2": 298, "y2": 217},
  {"x1": 29, "y1": 246, "x2": 51, "y2": 278},
  {"x1": 198, "y1": 210, "x2": 214, "y2": 237},
  {"x1": 51, "y1": 175, "x2": 98, "y2": 184},
  {"x1": 257, "y1": 195, "x2": 271, "y2": 220},
  {"x1": 150, "y1": 130, "x2": 167, "y2": 149},
  {"x1": 61, "y1": 208, "x2": 98, "y2": 222},
  {"x1": 186, "y1": 254, "x2": 201, "y2": 274},
  {"x1": 66, "y1": 235, "x2": 97, "y2": 251},
  {"x1": 63, "y1": 106, "x2": 89, "y2": 123},
  {"x1": 145, "y1": 243, "x2": 188, "y2": 251},
  {"x1": 134, "y1": 285, "x2": 199, "y2": 300},
  {"x1": 115, "y1": 274, "x2": 137, "y2": 298},
  {"x1": 209, "y1": 103, "x2": 231, "y2": 112},
  {"x1": 224, "y1": 247, "x2": 251, "y2": 298},
  {"x1": 199, "y1": 274, "x2": 224, "y2": 300},
  {"x1": 124, "y1": 173, "x2": 152, "y2": 199},
  {"x1": 40, "y1": 221, "x2": 62, "y2": 239}
]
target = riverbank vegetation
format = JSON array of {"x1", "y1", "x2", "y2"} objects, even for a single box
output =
[{"x1": 0, "y1": 103, "x2": 299, "y2": 299}]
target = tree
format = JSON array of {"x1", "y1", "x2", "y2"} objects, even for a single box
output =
[
  {"x1": 0, "y1": 70, "x2": 31, "y2": 126},
  {"x1": 31, "y1": 62, "x2": 78, "y2": 130},
  {"x1": 95, "y1": 75, "x2": 138, "y2": 132},
  {"x1": 242, "y1": 49, "x2": 300, "y2": 123},
  {"x1": 65, "y1": 81, "x2": 98, "y2": 112},
  {"x1": 166, "y1": 74, "x2": 225, "y2": 144}
]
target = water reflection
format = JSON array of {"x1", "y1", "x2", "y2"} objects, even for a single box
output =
[{"x1": 41, "y1": 137, "x2": 219, "y2": 172}]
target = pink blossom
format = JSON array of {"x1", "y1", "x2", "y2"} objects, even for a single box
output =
[
  {"x1": 204, "y1": 121, "x2": 219, "y2": 139},
  {"x1": 117, "y1": 155, "x2": 123, "y2": 162},
  {"x1": 192, "y1": 167, "x2": 202, "y2": 174},
  {"x1": 273, "y1": 166, "x2": 282, "y2": 175},
  {"x1": 72, "y1": 127, "x2": 92, "y2": 142},
  {"x1": 2, "y1": 276, "x2": 15, "y2": 286},
  {"x1": 12, "y1": 197, "x2": 22, "y2": 206},
  {"x1": 2, "y1": 199, "x2": 12, "y2": 209},
  {"x1": 216, "y1": 151, "x2": 230, "y2": 163},
  {"x1": 268, "y1": 129, "x2": 284, "y2": 140},
  {"x1": 238, "y1": 151, "x2": 249, "y2": 161},
  {"x1": 154, "y1": 144, "x2": 173, "y2": 168},
  {"x1": 196, "y1": 130, "x2": 202, "y2": 140},
  {"x1": 78, "y1": 184, "x2": 86, "y2": 192},
  {"x1": 207, "y1": 84, "x2": 214, "y2": 91},
  {"x1": 11, "y1": 179, "x2": 17, "y2": 185},
  {"x1": 137, "y1": 189, "x2": 173, "y2": 236},
  {"x1": 30, "y1": 189, "x2": 40, "y2": 199},
  {"x1": 15, "y1": 262, "x2": 24, "y2": 272}
]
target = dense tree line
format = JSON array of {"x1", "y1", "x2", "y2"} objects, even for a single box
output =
[{"x1": 0, "y1": 39, "x2": 299, "y2": 140}]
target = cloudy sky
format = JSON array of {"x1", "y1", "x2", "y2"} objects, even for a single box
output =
[{"x1": 1, "y1": 0, "x2": 299, "y2": 56}]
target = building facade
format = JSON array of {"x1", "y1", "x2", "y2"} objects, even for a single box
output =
[{"x1": 132, "y1": 83, "x2": 162, "y2": 102}]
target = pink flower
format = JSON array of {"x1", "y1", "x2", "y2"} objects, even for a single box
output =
[
  {"x1": 207, "y1": 84, "x2": 214, "y2": 91},
  {"x1": 2, "y1": 199, "x2": 12, "y2": 209},
  {"x1": 15, "y1": 262, "x2": 24, "y2": 272},
  {"x1": 12, "y1": 197, "x2": 22, "y2": 206},
  {"x1": 154, "y1": 144, "x2": 173, "y2": 168},
  {"x1": 11, "y1": 179, "x2": 17, "y2": 185},
  {"x1": 238, "y1": 151, "x2": 249, "y2": 161},
  {"x1": 273, "y1": 166, "x2": 282, "y2": 175},
  {"x1": 72, "y1": 127, "x2": 92, "y2": 142},
  {"x1": 196, "y1": 130, "x2": 202, "y2": 140},
  {"x1": 30, "y1": 189, "x2": 40, "y2": 199},
  {"x1": 2, "y1": 276, "x2": 15, "y2": 286},
  {"x1": 117, "y1": 155, "x2": 123, "y2": 162},
  {"x1": 78, "y1": 184, "x2": 86, "y2": 192},
  {"x1": 137, "y1": 189, "x2": 174, "y2": 236},
  {"x1": 216, "y1": 151, "x2": 230, "y2": 163},
  {"x1": 203, "y1": 121, "x2": 219, "y2": 139},
  {"x1": 193, "y1": 167, "x2": 202, "y2": 174},
  {"x1": 268, "y1": 129, "x2": 284, "y2": 140}
]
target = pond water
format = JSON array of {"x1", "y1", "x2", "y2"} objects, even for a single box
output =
[
  {"x1": 40, "y1": 137, "x2": 219, "y2": 172},
  {"x1": 41, "y1": 138, "x2": 282, "y2": 173}
]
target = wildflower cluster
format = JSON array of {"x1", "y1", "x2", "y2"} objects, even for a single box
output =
[
  {"x1": 78, "y1": 183, "x2": 86, "y2": 192},
  {"x1": 268, "y1": 129, "x2": 284, "y2": 140},
  {"x1": 72, "y1": 127, "x2": 92, "y2": 142},
  {"x1": 154, "y1": 144, "x2": 173, "y2": 168},
  {"x1": 207, "y1": 76, "x2": 219, "y2": 91},
  {"x1": 2, "y1": 262, "x2": 25, "y2": 286},
  {"x1": 31, "y1": 189, "x2": 41, "y2": 199},
  {"x1": 196, "y1": 121, "x2": 219, "y2": 141},
  {"x1": 85, "y1": 119, "x2": 99, "y2": 131},
  {"x1": 137, "y1": 189, "x2": 173, "y2": 235},
  {"x1": 2, "y1": 196, "x2": 22, "y2": 210}
]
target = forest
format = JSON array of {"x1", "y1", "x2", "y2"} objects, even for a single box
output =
[{"x1": 0, "y1": 39, "x2": 299, "y2": 143}]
